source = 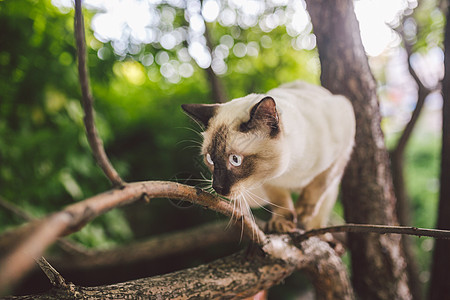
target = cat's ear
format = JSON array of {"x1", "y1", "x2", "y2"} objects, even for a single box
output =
[
  {"x1": 240, "y1": 96, "x2": 279, "y2": 137},
  {"x1": 181, "y1": 103, "x2": 220, "y2": 128}
]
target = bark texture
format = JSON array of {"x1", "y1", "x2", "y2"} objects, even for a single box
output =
[
  {"x1": 429, "y1": 4, "x2": 450, "y2": 299},
  {"x1": 306, "y1": 0, "x2": 411, "y2": 299},
  {"x1": 3, "y1": 236, "x2": 353, "y2": 300}
]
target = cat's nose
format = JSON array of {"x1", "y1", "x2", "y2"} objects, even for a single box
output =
[{"x1": 212, "y1": 182, "x2": 228, "y2": 196}]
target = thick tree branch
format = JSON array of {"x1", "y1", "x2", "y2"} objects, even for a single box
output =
[
  {"x1": 74, "y1": 0, "x2": 124, "y2": 188},
  {"x1": 0, "y1": 181, "x2": 267, "y2": 294},
  {"x1": 3, "y1": 236, "x2": 353, "y2": 300}
]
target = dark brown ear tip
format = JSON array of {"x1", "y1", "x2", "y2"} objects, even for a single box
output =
[
  {"x1": 181, "y1": 103, "x2": 194, "y2": 112},
  {"x1": 181, "y1": 103, "x2": 219, "y2": 128},
  {"x1": 180, "y1": 103, "x2": 201, "y2": 117}
]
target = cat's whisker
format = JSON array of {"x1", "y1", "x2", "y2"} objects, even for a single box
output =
[
  {"x1": 237, "y1": 195, "x2": 245, "y2": 243},
  {"x1": 243, "y1": 190, "x2": 280, "y2": 216},
  {"x1": 179, "y1": 144, "x2": 202, "y2": 152},
  {"x1": 240, "y1": 191, "x2": 257, "y2": 242},
  {"x1": 225, "y1": 194, "x2": 240, "y2": 233},
  {"x1": 186, "y1": 178, "x2": 212, "y2": 183},
  {"x1": 176, "y1": 140, "x2": 203, "y2": 152},
  {"x1": 172, "y1": 177, "x2": 210, "y2": 184},
  {"x1": 181, "y1": 118, "x2": 205, "y2": 133},
  {"x1": 245, "y1": 189, "x2": 291, "y2": 211},
  {"x1": 176, "y1": 139, "x2": 203, "y2": 147},
  {"x1": 177, "y1": 126, "x2": 204, "y2": 138},
  {"x1": 244, "y1": 194, "x2": 284, "y2": 220},
  {"x1": 206, "y1": 187, "x2": 215, "y2": 194},
  {"x1": 199, "y1": 172, "x2": 212, "y2": 182}
]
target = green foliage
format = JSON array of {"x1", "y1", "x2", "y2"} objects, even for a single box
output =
[{"x1": 0, "y1": 0, "x2": 123, "y2": 243}]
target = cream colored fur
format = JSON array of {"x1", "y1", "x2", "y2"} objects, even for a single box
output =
[{"x1": 202, "y1": 81, "x2": 355, "y2": 230}]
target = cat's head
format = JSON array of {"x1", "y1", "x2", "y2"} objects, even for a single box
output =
[{"x1": 182, "y1": 95, "x2": 288, "y2": 197}]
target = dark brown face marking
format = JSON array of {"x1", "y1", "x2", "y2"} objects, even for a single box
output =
[
  {"x1": 239, "y1": 96, "x2": 280, "y2": 138},
  {"x1": 207, "y1": 125, "x2": 255, "y2": 196}
]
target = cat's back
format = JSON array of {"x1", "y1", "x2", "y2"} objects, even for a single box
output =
[
  {"x1": 269, "y1": 80, "x2": 355, "y2": 174},
  {"x1": 268, "y1": 80, "x2": 349, "y2": 109},
  {"x1": 270, "y1": 80, "x2": 332, "y2": 99},
  {"x1": 268, "y1": 80, "x2": 354, "y2": 129}
]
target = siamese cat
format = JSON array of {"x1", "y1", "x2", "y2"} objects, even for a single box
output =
[{"x1": 182, "y1": 81, "x2": 355, "y2": 232}]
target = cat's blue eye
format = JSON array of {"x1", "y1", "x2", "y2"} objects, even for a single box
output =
[
  {"x1": 206, "y1": 153, "x2": 214, "y2": 165},
  {"x1": 229, "y1": 154, "x2": 242, "y2": 167}
]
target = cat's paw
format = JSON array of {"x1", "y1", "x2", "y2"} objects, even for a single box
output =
[
  {"x1": 266, "y1": 215, "x2": 297, "y2": 233},
  {"x1": 295, "y1": 203, "x2": 316, "y2": 229},
  {"x1": 296, "y1": 203, "x2": 316, "y2": 217}
]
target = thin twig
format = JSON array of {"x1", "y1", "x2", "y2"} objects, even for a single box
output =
[
  {"x1": 35, "y1": 257, "x2": 67, "y2": 288},
  {"x1": 290, "y1": 223, "x2": 450, "y2": 244},
  {"x1": 74, "y1": 0, "x2": 125, "y2": 188}
]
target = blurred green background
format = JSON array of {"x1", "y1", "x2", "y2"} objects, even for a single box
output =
[{"x1": 0, "y1": 0, "x2": 444, "y2": 298}]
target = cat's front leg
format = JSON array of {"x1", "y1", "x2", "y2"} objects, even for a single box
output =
[
  {"x1": 263, "y1": 185, "x2": 297, "y2": 233},
  {"x1": 296, "y1": 158, "x2": 345, "y2": 230}
]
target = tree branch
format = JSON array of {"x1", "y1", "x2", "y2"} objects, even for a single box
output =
[
  {"x1": 74, "y1": 0, "x2": 125, "y2": 188},
  {"x1": 35, "y1": 257, "x2": 67, "y2": 288},
  {"x1": 391, "y1": 25, "x2": 438, "y2": 157},
  {"x1": 0, "y1": 181, "x2": 267, "y2": 294},
  {"x1": 3, "y1": 178, "x2": 449, "y2": 295},
  {"x1": 3, "y1": 236, "x2": 353, "y2": 300},
  {"x1": 291, "y1": 224, "x2": 450, "y2": 244}
]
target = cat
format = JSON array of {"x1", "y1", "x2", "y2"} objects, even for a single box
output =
[{"x1": 182, "y1": 81, "x2": 355, "y2": 232}]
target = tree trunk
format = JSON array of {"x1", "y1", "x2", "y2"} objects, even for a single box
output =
[
  {"x1": 204, "y1": 22, "x2": 227, "y2": 103},
  {"x1": 306, "y1": 0, "x2": 412, "y2": 299},
  {"x1": 429, "y1": 4, "x2": 450, "y2": 300}
]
